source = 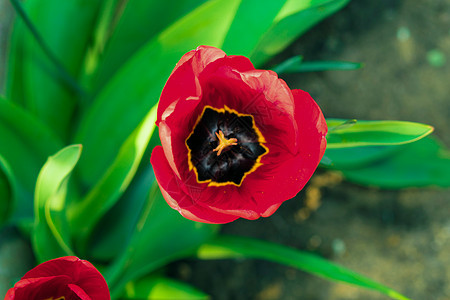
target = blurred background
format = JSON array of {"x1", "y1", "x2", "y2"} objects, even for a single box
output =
[{"x1": 1, "y1": 0, "x2": 449, "y2": 299}]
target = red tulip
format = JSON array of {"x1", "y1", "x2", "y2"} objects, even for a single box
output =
[
  {"x1": 151, "y1": 45, "x2": 327, "y2": 224},
  {"x1": 4, "y1": 256, "x2": 110, "y2": 300}
]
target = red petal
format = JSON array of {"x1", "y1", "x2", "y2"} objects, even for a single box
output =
[
  {"x1": 19, "y1": 256, "x2": 110, "y2": 300},
  {"x1": 239, "y1": 70, "x2": 299, "y2": 153},
  {"x1": 158, "y1": 97, "x2": 203, "y2": 181},
  {"x1": 68, "y1": 284, "x2": 92, "y2": 300},
  {"x1": 241, "y1": 89, "x2": 327, "y2": 214},
  {"x1": 6, "y1": 276, "x2": 71, "y2": 299},
  {"x1": 199, "y1": 67, "x2": 299, "y2": 154},
  {"x1": 73, "y1": 260, "x2": 110, "y2": 300},
  {"x1": 261, "y1": 203, "x2": 283, "y2": 217},
  {"x1": 292, "y1": 89, "x2": 328, "y2": 153},
  {"x1": 194, "y1": 185, "x2": 261, "y2": 220},
  {"x1": 198, "y1": 55, "x2": 254, "y2": 82},
  {"x1": 4, "y1": 288, "x2": 14, "y2": 299},
  {"x1": 157, "y1": 46, "x2": 226, "y2": 124},
  {"x1": 21, "y1": 256, "x2": 80, "y2": 279},
  {"x1": 151, "y1": 146, "x2": 239, "y2": 224}
]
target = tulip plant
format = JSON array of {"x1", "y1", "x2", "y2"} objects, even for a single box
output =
[{"x1": 1, "y1": 0, "x2": 449, "y2": 299}]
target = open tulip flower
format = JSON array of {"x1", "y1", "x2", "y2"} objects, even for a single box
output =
[
  {"x1": 151, "y1": 45, "x2": 327, "y2": 224},
  {"x1": 4, "y1": 256, "x2": 110, "y2": 300}
]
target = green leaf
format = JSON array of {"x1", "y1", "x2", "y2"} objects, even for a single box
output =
[
  {"x1": 0, "y1": 156, "x2": 16, "y2": 225},
  {"x1": 89, "y1": 0, "x2": 208, "y2": 92},
  {"x1": 220, "y1": 0, "x2": 286, "y2": 56},
  {"x1": 88, "y1": 164, "x2": 155, "y2": 261},
  {"x1": 70, "y1": 106, "x2": 158, "y2": 247},
  {"x1": 33, "y1": 145, "x2": 82, "y2": 262},
  {"x1": 5, "y1": 15, "x2": 26, "y2": 107},
  {"x1": 272, "y1": 55, "x2": 304, "y2": 74},
  {"x1": 322, "y1": 146, "x2": 400, "y2": 169},
  {"x1": 250, "y1": 0, "x2": 350, "y2": 66},
  {"x1": 88, "y1": 126, "x2": 162, "y2": 261},
  {"x1": 121, "y1": 276, "x2": 208, "y2": 300},
  {"x1": 338, "y1": 136, "x2": 450, "y2": 188},
  {"x1": 326, "y1": 119, "x2": 434, "y2": 149},
  {"x1": 74, "y1": 0, "x2": 242, "y2": 187},
  {"x1": 197, "y1": 235, "x2": 410, "y2": 300},
  {"x1": 82, "y1": 0, "x2": 122, "y2": 84},
  {"x1": 274, "y1": 57, "x2": 363, "y2": 74},
  {"x1": 292, "y1": 60, "x2": 363, "y2": 72},
  {"x1": 106, "y1": 185, "x2": 218, "y2": 298},
  {"x1": 0, "y1": 96, "x2": 63, "y2": 220},
  {"x1": 6, "y1": 0, "x2": 102, "y2": 138}
]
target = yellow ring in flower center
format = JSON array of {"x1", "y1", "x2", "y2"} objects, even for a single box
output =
[{"x1": 186, "y1": 105, "x2": 268, "y2": 187}]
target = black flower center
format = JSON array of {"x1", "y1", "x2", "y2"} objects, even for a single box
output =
[{"x1": 186, "y1": 106, "x2": 268, "y2": 186}]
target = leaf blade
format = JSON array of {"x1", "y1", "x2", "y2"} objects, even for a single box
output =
[
  {"x1": 250, "y1": 0, "x2": 350, "y2": 66},
  {"x1": 326, "y1": 119, "x2": 434, "y2": 148},
  {"x1": 70, "y1": 106, "x2": 158, "y2": 246},
  {"x1": 0, "y1": 156, "x2": 16, "y2": 225},
  {"x1": 106, "y1": 186, "x2": 218, "y2": 298},
  {"x1": 88, "y1": 164, "x2": 156, "y2": 261},
  {"x1": 336, "y1": 136, "x2": 450, "y2": 188},
  {"x1": 89, "y1": 0, "x2": 208, "y2": 91},
  {"x1": 33, "y1": 145, "x2": 81, "y2": 262},
  {"x1": 121, "y1": 276, "x2": 208, "y2": 300},
  {"x1": 221, "y1": 0, "x2": 286, "y2": 55},
  {"x1": 7, "y1": 0, "x2": 103, "y2": 138},
  {"x1": 197, "y1": 235, "x2": 410, "y2": 300},
  {"x1": 274, "y1": 58, "x2": 363, "y2": 74},
  {"x1": 0, "y1": 96, "x2": 63, "y2": 221}
]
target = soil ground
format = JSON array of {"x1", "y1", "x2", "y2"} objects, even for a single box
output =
[{"x1": 1, "y1": 1, "x2": 449, "y2": 299}]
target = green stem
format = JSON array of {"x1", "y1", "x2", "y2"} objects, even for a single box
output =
[{"x1": 9, "y1": 0, "x2": 86, "y2": 96}]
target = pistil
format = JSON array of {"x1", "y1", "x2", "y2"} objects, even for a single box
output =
[{"x1": 213, "y1": 130, "x2": 238, "y2": 156}]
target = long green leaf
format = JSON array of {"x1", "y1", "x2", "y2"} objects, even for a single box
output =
[
  {"x1": 250, "y1": 0, "x2": 350, "y2": 66},
  {"x1": 82, "y1": 0, "x2": 122, "y2": 85},
  {"x1": 338, "y1": 136, "x2": 450, "y2": 188},
  {"x1": 6, "y1": 0, "x2": 102, "y2": 139},
  {"x1": 106, "y1": 185, "x2": 218, "y2": 298},
  {"x1": 0, "y1": 156, "x2": 16, "y2": 225},
  {"x1": 326, "y1": 119, "x2": 434, "y2": 148},
  {"x1": 274, "y1": 57, "x2": 363, "y2": 74},
  {"x1": 197, "y1": 235, "x2": 410, "y2": 300},
  {"x1": 220, "y1": 0, "x2": 286, "y2": 55},
  {"x1": 88, "y1": 126, "x2": 162, "y2": 261},
  {"x1": 0, "y1": 96, "x2": 63, "y2": 220},
  {"x1": 9, "y1": 0, "x2": 83, "y2": 97},
  {"x1": 89, "y1": 0, "x2": 208, "y2": 92},
  {"x1": 272, "y1": 55, "x2": 304, "y2": 74},
  {"x1": 292, "y1": 60, "x2": 363, "y2": 72},
  {"x1": 121, "y1": 276, "x2": 208, "y2": 300},
  {"x1": 88, "y1": 164, "x2": 155, "y2": 261},
  {"x1": 70, "y1": 106, "x2": 157, "y2": 247},
  {"x1": 322, "y1": 146, "x2": 399, "y2": 169},
  {"x1": 33, "y1": 145, "x2": 81, "y2": 262}
]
